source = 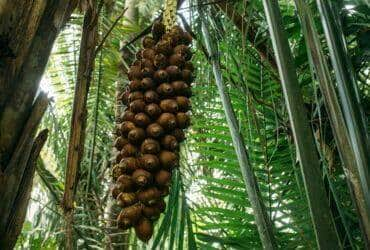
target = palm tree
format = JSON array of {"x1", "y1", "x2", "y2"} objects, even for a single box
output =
[{"x1": 7, "y1": 0, "x2": 370, "y2": 249}]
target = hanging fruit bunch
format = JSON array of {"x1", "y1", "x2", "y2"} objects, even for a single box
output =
[{"x1": 111, "y1": 20, "x2": 193, "y2": 242}]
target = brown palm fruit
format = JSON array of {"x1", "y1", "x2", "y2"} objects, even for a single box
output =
[
  {"x1": 169, "y1": 53, "x2": 185, "y2": 67},
  {"x1": 170, "y1": 25, "x2": 184, "y2": 40},
  {"x1": 163, "y1": 32, "x2": 179, "y2": 46},
  {"x1": 129, "y1": 91, "x2": 144, "y2": 102},
  {"x1": 176, "y1": 112, "x2": 190, "y2": 129},
  {"x1": 156, "y1": 83, "x2": 174, "y2": 97},
  {"x1": 146, "y1": 123, "x2": 164, "y2": 138},
  {"x1": 154, "y1": 54, "x2": 168, "y2": 69},
  {"x1": 132, "y1": 59, "x2": 142, "y2": 67},
  {"x1": 132, "y1": 169, "x2": 153, "y2": 187},
  {"x1": 119, "y1": 157, "x2": 138, "y2": 174},
  {"x1": 117, "y1": 175, "x2": 134, "y2": 192},
  {"x1": 136, "y1": 49, "x2": 143, "y2": 60},
  {"x1": 161, "y1": 135, "x2": 179, "y2": 151},
  {"x1": 112, "y1": 164, "x2": 124, "y2": 181},
  {"x1": 142, "y1": 36, "x2": 155, "y2": 48},
  {"x1": 145, "y1": 103, "x2": 162, "y2": 119},
  {"x1": 159, "y1": 99, "x2": 178, "y2": 113},
  {"x1": 115, "y1": 124, "x2": 122, "y2": 137},
  {"x1": 155, "y1": 40, "x2": 172, "y2": 56},
  {"x1": 115, "y1": 152, "x2": 123, "y2": 164},
  {"x1": 142, "y1": 203, "x2": 161, "y2": 220},
  {"x1": 174, "y1": 44, "x2": 192, "y2": 61},
  {"x1": 184, "y1": 61, "x2": 194, "y2": 72},
  {"x1": 182, "y1": 69, "x2": 193, "y2": 84},
  {"x1": 135, "y1": 218, "x2": 153, "y2": 242},
  {"x1": 142, "y1": 67, "x2": 154, "y2": 78},
  {"x1": 121, "y1": 110, "x2": 135, "y2": 122},
  {"x1": 144, "y1": 90, "x2": 159, "y2": 103},
  {"x1": 121, "y1": 143, "x2": 138, "y2": 157},
  {"x1": 143, "y1": 199, "x2": 166, "y2": 220},
  {"x1": 153, "y1": 69, "x2": 169, "y2": 83},
  {"x1": 141, "y1": 139, "x2": 160, "y2": 154},
  {"x1": 114, "y1": 137, "x2": 129, "y2": 151},
  {"x1": 117, "y1": 192, "x2": 137, "y2": 207},
  {"x1": 118, "y1": 204, "x2": 142, "y2": 228},
  {"x1": 166, "y1": 65, "x2": 181, "y2": 81},
  {"x1": 171, "y1": 81, "x2": 189, "y2": 96},
  {"x1": 176, "y1": 96, "x2": 191, "y2": 112},
  {"x1": 128, "y1": 65, "x2": 142, "y2": 80},
  {"x1": 134, "y1": 113, "x2": 151, "y2": 128},
  {"x1": 157, "y1": 113, "x2": 177, "y2": 131},
  {"x1": 155, "y1": 170, "x2": 172, "y2": 186},
  {"x1": 137, "y1": 187, "x2": 161, "y2": 205},
  {"x1": 128, "y1": 127, "x2": 146, "y2": 144},
  {"x1": 139, "y1": 154, "x2": 160, "y2": 172},
  {"x1": 152, "y1": 21, "x2": 165, "y2": 41},
  {"x1": 183, "y1": 86, "x2": 192, "y2": 98},
  {"x1": 142, "y1": 48, "x2": 156, "y2": 60},
  {"x1": 141, "y1": 58, "x2": 154, "y2": 69},
  {"x1": 120, "y1": 90, "x2": 130, "y2": 105},
  {"x1": 112, "y1": 24, "x2": 193, "y2": 242},
  {"x1": 120, "y1": 121, "x2": 136, "y2": 136},
  {"x1": 117, "y1": 212, "x2": 132, "y2": 230},
  {"x1": 130, "y1": 99, "x2": 146, "y2": 113},
  {"x1": 129, "y1": 79, "x2": 143, "y2": 91},
  {"x1": 159, "y1": 150, "x2": 179, "y2": 170},
  {"x1": 111, "y1": 185, "x2": 121, "y2": 199},
  {"x1": 141, "y1": 77, "x2": 155, "y2": 90}
]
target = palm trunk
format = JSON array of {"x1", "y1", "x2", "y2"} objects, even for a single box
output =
[
  {"x1": 261, "y1": 1, "x2": 341, "y2": 249},
  {"x1": 202, "y1": 15, "x2": 277, "y2": 250},
  {"x1": 62, "y1": 2, "x2": 98, "y2": 249},
  {"x1": 315, "y1": 2, "x2": 370, "y2": 243},
  {"x1": 294, "y1": 0, "x2": 370, "y2": 246},
  {"x1": 0, "y1": 1, "x2": 76, "y2": 246}
]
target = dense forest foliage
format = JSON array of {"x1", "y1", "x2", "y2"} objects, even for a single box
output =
[{"x1": 0, "y1": 0, "x2": 369, "y2": 249}]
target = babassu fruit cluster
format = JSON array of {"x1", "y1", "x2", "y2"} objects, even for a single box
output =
[{"x1": 111, "y1": 21, "x2": 193, "y2": 242}]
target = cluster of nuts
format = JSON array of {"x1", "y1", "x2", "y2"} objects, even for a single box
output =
[{"x1": 111, "y1": 22, "x2": 193, "y2": 242}]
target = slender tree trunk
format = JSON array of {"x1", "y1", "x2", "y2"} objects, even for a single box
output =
[
  {"x1": 202, "y1": 14, "x2": 277, "y2": 250},
  {"x1": 62, "y1": 1, "x2": 98, "y2": 249},
  {"x1": 314, "y1": 3, "x2": 370, "y2": 246},
  {"x1": 294, "y1": 0, "x2": 370, "y2": 247},
  {"x1": 262, "y1": 1, "x2": 341, "y2": 249}
]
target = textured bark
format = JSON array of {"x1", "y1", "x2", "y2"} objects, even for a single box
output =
[
  {"x1": 0, "y1": 0, "x2": 47, "y2": 110},
  {"x1": 0, "y1": 0, "x2": 77, "y2": 169},
  {"x1": 62, "y1": 1, "x2": 98, "y2": 249},
  {"x1": 2, "y1": 129, "x2": 48, "y2": 250},
  {"x1": 0, "y1": 93, "x2": 48, "y2": 247},
  {"x1": 0, "y1": 0, "x2": 77, "y2": 247}
]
